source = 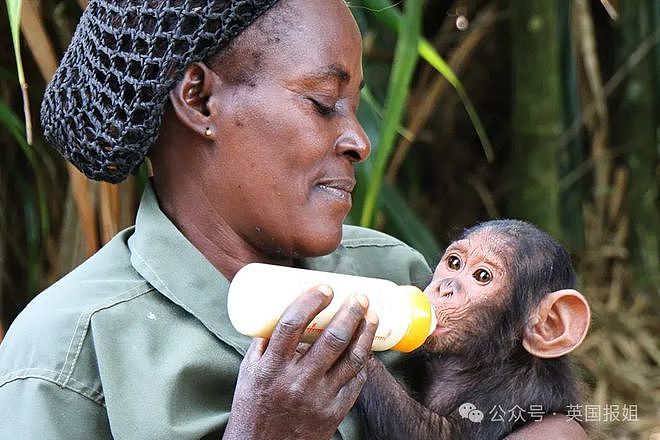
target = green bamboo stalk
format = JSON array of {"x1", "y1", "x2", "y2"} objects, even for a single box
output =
[
  {"x1": 509, "y1": 0, "x2": 563, "y2": 237},
  {"x1": 558, "y1": 0, "x2": 584, "y2": 250},
  {"x1": 615, "y1": 0, "x2": 659, "y2": 289}
]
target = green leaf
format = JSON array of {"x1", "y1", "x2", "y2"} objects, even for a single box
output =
[
  {"x1": 360, "y1": 86, "x2": 413, "y2": 141},
  {"x1": 359, "y1": 0, "x2": 402, "y2": 32},
  {"x1": 0, "y1": 100, "x2": 50, "y2": 240},
  {"x1": 0, "y1": 99, "x2": 29, "y2": 150},
  {"x1": 6, "y1": 0, "x2": 33, "y2": 145},
  {"x1": 6, "y1": 0, "x2": 25, "y2": 85},
  {"x1": 361, "y1": 0, "x2": 493, "y2": 162},
  {"x1": 0, "y1": 66, "x2": 19, "y2": 82},
  {"x1": 418, "y1": 40, "x2": 494, "y2": 162},
  {"x1": 381, "y1": 182, "x2": 441, "y2": 263},
  {"x1": 360, "y1": 0, "x2": 421, "y2": 227}
]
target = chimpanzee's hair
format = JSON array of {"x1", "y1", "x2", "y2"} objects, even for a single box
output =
[
  {"x1": 358, "y1": 219, "x2": 588, "y2": 440},
  {"x1": 444, "y1": 219, "x2": 582, "y2": 438},
  {"x1": 457, "y1": 219, "x2": 577, "y2": 361}
]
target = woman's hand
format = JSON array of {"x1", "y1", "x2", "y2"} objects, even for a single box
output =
[{"x1": 224, "y1": 286, "x2": 378, "y2": 440}]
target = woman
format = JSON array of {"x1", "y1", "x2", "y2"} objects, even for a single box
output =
[{"x1": 0, "y1": 0, "x2": 586, "y2": 438}]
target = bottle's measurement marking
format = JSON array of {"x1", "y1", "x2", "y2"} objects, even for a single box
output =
[
  {"x1": 304, "y1": 326, "x2": 324, "y2": 336},
  {"x1": 304, "y1": 326, "x2": 391, "y2": 342}
]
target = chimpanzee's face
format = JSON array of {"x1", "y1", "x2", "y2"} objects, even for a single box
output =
[{"x1": 423, "y1": 229, "x2": 511, "y2": 353}]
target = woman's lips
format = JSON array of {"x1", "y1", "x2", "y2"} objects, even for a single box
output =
[
  {"x1": 317, "y1": 184, "x2": 351, "y2": 200},
  {"x1": 315, "y1": 178, "x2": 355, "y2": 203}
]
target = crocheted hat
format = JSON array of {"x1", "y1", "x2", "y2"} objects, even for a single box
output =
[{"x1": 41, "y1": 0, "x2": 280, "y2": 183}]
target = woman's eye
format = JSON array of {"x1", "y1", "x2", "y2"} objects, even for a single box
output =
[
  {"x1": 447, "y1": 255, "x2": 461, "y2": 270},
  {"x1": 307, "y1": 97, "x2": 336, "y2": 117},
  {"x1": 473, "y1": 269, "x2": 492, "y2": 283}
]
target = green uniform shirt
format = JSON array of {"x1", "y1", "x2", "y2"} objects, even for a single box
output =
[{"x1": 0, "y1": 185, "x2": 431, "y2": 439}]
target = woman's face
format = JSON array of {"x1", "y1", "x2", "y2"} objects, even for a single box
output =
[{"x1": 202, "y1": 0, "x2": 370, "y2": 260}]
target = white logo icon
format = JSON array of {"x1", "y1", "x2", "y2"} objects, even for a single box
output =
[
  {"x1": 459, "y1": 402, "x2": 484, "y2": 423},
  {"x1": 459, "y1": 403, "x2": 476, "y2": 418}
]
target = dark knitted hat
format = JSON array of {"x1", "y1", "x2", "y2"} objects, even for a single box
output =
[{"x1": 41, "y1": 0, "x2": 280, "y2": 183}]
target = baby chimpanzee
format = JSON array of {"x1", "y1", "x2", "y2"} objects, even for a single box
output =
[{"x1": 358, "y1": 219, "x2": 591, "y2": 439}]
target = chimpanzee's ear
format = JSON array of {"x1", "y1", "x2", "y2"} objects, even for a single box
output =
[{"x1": 522, "y1": 289, "x2": 590, "y2": 358}]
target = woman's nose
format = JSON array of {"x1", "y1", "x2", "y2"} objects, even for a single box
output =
[{"x1": 335, "y1": 121, "x2": 371, "y2": 163}]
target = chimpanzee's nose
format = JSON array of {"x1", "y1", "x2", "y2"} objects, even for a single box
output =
[{"x1": 425, "y1": 278, "x2": 457, "y2": 300}]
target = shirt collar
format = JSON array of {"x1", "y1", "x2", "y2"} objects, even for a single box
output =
[
  {"x1": 127, "y1": 183, "x2": 353, "y2": 356},
  {"x1": 128, "y1": 183, "x2": 253, "y2": 355}
]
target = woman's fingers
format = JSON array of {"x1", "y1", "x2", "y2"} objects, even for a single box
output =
[
  {"x1": 245, "y1": 337, "x2": 267, "y2": 363},
  {"x1": 262, "y1": 286, "x2": 377, "y2": 404},
  {"x1": 327, "y1": 309, "x2": 378, "y2": 388},
  {"x1": 331, "y1": 356, "x2": 370, "y2": 416},
  {"x1": 263, "y1": 286, "x2": 333, "y2": 363},
  {"x1": 232, "y1": 291, "x2": 378, "y2": 438},
  {"x1": 238, "y1": 337, "x2": 268, "y2": 380},
  {"x1": 303, "y1": 294, "x2": 371, "y2": 374}
]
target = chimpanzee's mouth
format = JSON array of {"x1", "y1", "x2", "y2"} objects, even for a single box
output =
[{"x1": 430, "y1": 324, "x2": 446, "y2": 338}]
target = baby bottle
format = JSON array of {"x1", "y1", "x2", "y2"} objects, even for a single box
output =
[{"x1": 227, "y1": 263, "x2": 437, "y2": 352}]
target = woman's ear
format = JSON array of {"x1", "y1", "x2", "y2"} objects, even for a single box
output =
[
  {"x1": 168, "y1": 62, "x2": 218, "y2": 139},
  {"x1": 522, "y1": 289, "x2": 590, "y2": 358}
]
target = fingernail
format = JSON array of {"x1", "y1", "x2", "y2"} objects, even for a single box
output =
[
  {"x1": 317, "y1": 284, "x2": 333, "y2": 297},
  {"x1": 366, "y1": 309, "x2": 379, "y2": 325},
  {"x1": 354, "y1": 293, "x2": 369, "y2": 308}
]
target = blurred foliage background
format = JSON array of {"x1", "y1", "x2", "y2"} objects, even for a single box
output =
[{"x1": 1, "y1": 0, "x2": 658, "y2": 438}]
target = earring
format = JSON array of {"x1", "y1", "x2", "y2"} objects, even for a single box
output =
[{"x1": 204, "y1": 127, "x2": 212, "y2": 137}]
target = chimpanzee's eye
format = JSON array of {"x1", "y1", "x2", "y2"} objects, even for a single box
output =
[
  {"x1": 447, "y1": 254, "x2": 461, "y2": 270},
  {"x1": 473, "y1": 269, "x2": 492, "y2": 283}
]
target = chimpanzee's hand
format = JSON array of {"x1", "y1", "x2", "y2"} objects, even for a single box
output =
[{"x1": 223, "y1": 286, "x2": 378, "y2": 440}]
